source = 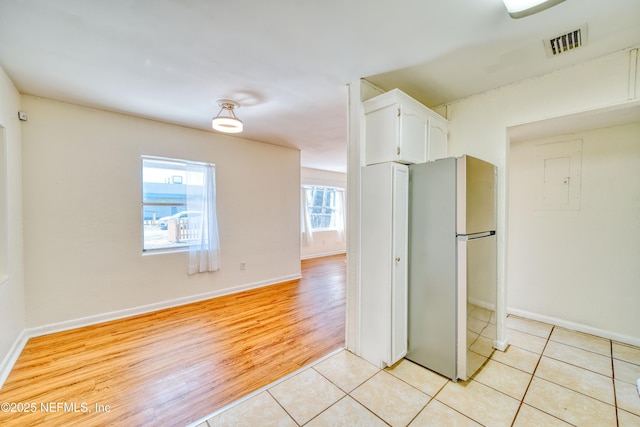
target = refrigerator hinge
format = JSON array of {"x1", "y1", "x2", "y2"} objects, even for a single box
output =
[
  {"x1": 396, "y1": 146, "x2": 401, "y2": 155},
  {"x1": 397, "y1": 107, "x2": 401, "y2": 117}
]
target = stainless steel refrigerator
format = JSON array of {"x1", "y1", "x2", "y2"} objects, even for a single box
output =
[{"x1": 407, "y1": 155, "x2": 497, "y2": 381}]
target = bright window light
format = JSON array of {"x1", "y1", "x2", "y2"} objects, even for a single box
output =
[{"x1": 502, "y1": 0, "x2": 565, "y2": 18}]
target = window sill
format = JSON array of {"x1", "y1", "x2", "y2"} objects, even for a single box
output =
[{"x1": 142, "y1": 247, "x2": 190, "y2": 256}]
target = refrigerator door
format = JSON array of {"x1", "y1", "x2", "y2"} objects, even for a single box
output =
[
  {"x1": 407, "y1": 158, "x2": 458, "y2": 380},
  {"x1": 457, "y1": 156, "x2": 496, "y2": 235},
  {"x1": 457, "y1": 233, "x2": 497, "y2": 380}
]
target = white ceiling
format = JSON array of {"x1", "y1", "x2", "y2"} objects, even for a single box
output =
[{"x1": 1, "y1": 0, "x2": 639, "y2": 173}]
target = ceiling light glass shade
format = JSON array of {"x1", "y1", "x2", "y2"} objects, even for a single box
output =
[
  {"x1": 502, "y1": 0, "x2": 565, "y2": 18},
  {"x1": 212, "y1": 116, "x2": 243, "y2": 133},
  {"x1": 212, "y1": 99, "x2": 243, "y2": 133}
]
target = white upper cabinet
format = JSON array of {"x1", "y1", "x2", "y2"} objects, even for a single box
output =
[{"x1": 363, "y1": 89, "x2": 448, "y2": 165}]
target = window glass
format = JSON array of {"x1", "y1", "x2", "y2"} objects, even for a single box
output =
[
  {"x1": 305, "y1": 186, "x2": 342, "y2": 230},
  {"x1": 142, "y1": 157, "x2": 205, "y2": 252}
]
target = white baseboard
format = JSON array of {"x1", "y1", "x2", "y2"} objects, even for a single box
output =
[
  {"x1": 301, "y1": 250, "x2": 346, "y2": 260},
  {"x1": 26, "y1": 274, "x2": 302, "y2": 339},
  {"x1": 468, "y1": 297, "x2": 496, "y2": 312},
  {"x1": 508, "y1": 308, "x2": 640, "y2": 347},
  {"x1": 0, "y1": 329, "x2": 28, "y2": 389}
]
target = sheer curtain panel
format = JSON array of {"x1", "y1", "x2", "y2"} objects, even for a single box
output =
[
  {"x1": 301, "y1": 187, "x2": 314, "y2": 246},
  {"x1": 335, "y1": 189, "x2": 346, "y2": 243},
  {"x1": 186, "y1": 162, "x2": 220, "y2": 274}
]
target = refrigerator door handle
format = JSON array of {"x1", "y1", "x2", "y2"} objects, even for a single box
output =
[{"x1": 457, "y1": 231, "x2": 495, "y2": 241}]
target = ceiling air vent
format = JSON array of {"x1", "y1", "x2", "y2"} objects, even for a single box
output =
[{"x1": 544, "y1": 24, "x2": 588, "y2": 58}]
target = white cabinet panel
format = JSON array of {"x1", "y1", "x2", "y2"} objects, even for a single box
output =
[{"x1": 360, "y1": 162, "x2": 408, "y2": 368}]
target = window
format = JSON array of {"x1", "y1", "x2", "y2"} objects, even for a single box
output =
[
  {"x1": 301, "y1": 185, "x2": 346, "y2": 246},
  {"x1": 303, "y1": 186, "x2": 344, "y2": 230},
  {"x1": 142, "y1": 156, "x2": 217, "y2": 256},
  {"x1": 307, "y1": 186, "x2": 336, "y2": 230}
]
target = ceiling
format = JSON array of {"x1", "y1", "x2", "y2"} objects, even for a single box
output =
[{"x1": 1, "y1": 0, "x2": 639, "y2": 173}]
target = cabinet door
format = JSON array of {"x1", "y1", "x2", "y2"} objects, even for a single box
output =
[
  {"x1": 360, "y1": 163, "x2": 394, "y2": 368},
  {"x1": 390, "y1": 165, "x2": 408, "y2": 364},
  {"x1": 365, "y1": 104, "x2": 399, "y2": 165},
  {"x1": 399, "y1": 103, "x2": 428, "y2": 164},
  {"x1": 428, "y1": 119, "x2": 448, "y2": 160}
]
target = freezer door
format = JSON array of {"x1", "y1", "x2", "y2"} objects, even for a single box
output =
[
  {"x1": 457, "y1": 233, "x2": 497, "y2": 380},
  {"x1": 457, "y1": 156, "x2": 496, "y2": 235}
]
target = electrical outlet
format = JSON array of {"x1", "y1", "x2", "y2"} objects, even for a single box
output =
[{"x1": 240, "y1": 261, "x2": 246, "y2": 271}]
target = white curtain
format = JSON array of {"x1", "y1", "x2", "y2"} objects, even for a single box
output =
[
  {"x1": 186, "y1": 162, "x2": 220, "y2": 274},
  {"x1": 301, "y1": 187, "x2": 314, "y2": 246},
  {"x1": 334, "y1": 189, "x2": 346, "y2": 243}
]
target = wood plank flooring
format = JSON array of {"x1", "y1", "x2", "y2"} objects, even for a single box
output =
[{"x1": 0, "y1": 254, "x2": 346, "y2": 426}]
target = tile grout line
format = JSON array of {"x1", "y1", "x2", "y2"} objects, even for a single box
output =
[
  {"x1": 542, "y1": 352, "x2": 613, "y2": 378},
  {"x1": 300, "y1": 364, "x2": 391, "y2": 426},
  {"x1": 317, "y1": 366, "x2": 391, "y2": 427},
  {"x1": 509, "y1": 325, "x2": 554, "y2": 427},
  {"x1": 547, "y1": 335, "x2": 614, "y2": 359},
  {"x1": 340, "y1": 393, "x2": 391, "y2": 427},
  {"x1": 395, "y1": 326, "x2": 537, "y2": 426},
  {"x1": 531, "y1": 344, "x2": 620, "y2": 408},
  {"x1": 387, "y1": 357, "x2": 488, "y2": 425},
  {"x1": 333, "y1": 359, "x2": 473, "y2": 426},
  {"x1": 421, "y1": 379, "x2": 482, "y2": 426},
  {"x1": 512, "y1": 326, "x2": 621, "y2": 425},
  {"x1": 610, "y1": 339, "x2": 619, "y2": 427},
  {"x1": 266, "y1": 388, "x2": 302, "y2": 426},
  {"x1": 403, "y1": 379, "x2": 446, "y2": 427}
]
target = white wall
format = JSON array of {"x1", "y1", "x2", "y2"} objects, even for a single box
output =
[
  {"x1": 21, "y1": 96, "x2": 301, "y2": 329},
  {"x1": 0, "y1": 66, "x2": 26, "y2": 386},
  {"x1": 444, "y1": 48, "x2": 640, "y2": 345},
  {"x1": 509, "y1": 123, "x2": 640, "y2": 341},
  {"x1": 301, "y1": 167, "x2": 347, "y2": 259}
]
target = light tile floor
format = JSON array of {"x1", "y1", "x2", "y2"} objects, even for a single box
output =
[{"x1": 192, "y1": 316, "x2": 640, "y2": 427}]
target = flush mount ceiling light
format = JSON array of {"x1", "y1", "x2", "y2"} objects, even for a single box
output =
[
  {"x1": 212, "y1": 99, "x2": 243, "y2": 133},
  {"x1": 502, "y1": 0, "x2": 565, "y2": 18}
]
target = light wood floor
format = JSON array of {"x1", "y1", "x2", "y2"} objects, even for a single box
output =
[{"x1": 0, "y1": 254, "x2": 346, "y2": 426}]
